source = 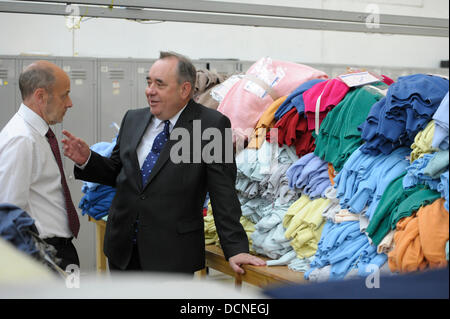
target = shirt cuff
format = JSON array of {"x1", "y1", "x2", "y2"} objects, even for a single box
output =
[{"x1": 75, "y1": 151, "x2": 92, "y2": 170}]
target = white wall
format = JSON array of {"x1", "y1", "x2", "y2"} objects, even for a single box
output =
[{"x1": 0, "y1": 0, "x2": 448, "y2": 68}]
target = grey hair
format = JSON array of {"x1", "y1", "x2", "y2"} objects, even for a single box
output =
[
  {"x1": 19, "y1": 65, "x2": 56, "y2": 100},
  {"x1": 159, "y1": 51, "x2": 196, "y2": 97}
]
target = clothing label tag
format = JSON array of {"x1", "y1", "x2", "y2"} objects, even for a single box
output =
[
  {"x1": 339, "y1": 71, "x2": 380, "y2": 87},
  {"x1": 243, "y1": 57, "x2": 285, "y2": 99},
  {"x1": 210, "y1": 74, "x2": 243, "y2": 103}
]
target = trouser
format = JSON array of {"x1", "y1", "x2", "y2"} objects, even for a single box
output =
[
  {"x1": 43, "y1": 237, "x2": 80, "y2": 271},
  {"x1": 108, "y1": 242, "x2": 142, "y2": 271}
]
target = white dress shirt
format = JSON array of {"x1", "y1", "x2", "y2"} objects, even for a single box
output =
[
  {"x1": 0, "y1": 103, "x2": 72, "y2": 238},
  {"x1": 136, "y1": 105, "x2": 187, "y2": 168}
]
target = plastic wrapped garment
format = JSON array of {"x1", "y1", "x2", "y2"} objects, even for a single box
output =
[{"x1": 217, "y1": 57, "x2": 328, "y2": 144}]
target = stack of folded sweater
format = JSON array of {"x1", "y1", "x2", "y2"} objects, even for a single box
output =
[
  {"x1": 303, "y1": 78, "x2": 350, "y2": 132},
  {"x1": 304, "y1": 220, "x2": 388, "y2": 282},
  {"x1": 409, "y1": 120, "x2": 438, "y2": 163},
  {"x1": 313, "y1": 83, "x2": 387, "y2": 172},
  {"x1": 366, "y1": 172, "x2": 441, "y2": 247},
  {"x1": 334, "y1": 146, "x2": 410, "y2": 221},
  {"x1": 274, "y1": 79, "x2": 326, "y2": 121},
  {"x1": 247, "y1": 96, "x2": 287, "y2": 149},
  {"x1": 359, "y1": 74, "x2": 449, "y2": 155},
  {"x1": 250, "y1": 198, "x2": 293, "y2": 260},
  {"x1": 432, "y1": 91, "x2": 449, "y2": 150},
  {"x1": 283, "y1": 195, "x2": 329, "y2": 259},
  {"x1": 285, "y1": 152, "x2": 330, "y2": 199},
  {"x1": 388, "y1": 198, "x2": 448, "y2": 273}
]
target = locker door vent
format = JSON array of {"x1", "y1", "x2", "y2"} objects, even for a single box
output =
[
  {"x1": 109, "y1": 69, "x2": 125, "y2": 80},
  {"x1": 71, "y1": 69, "x2": 87, "y2": 80},
  {"x1": 0, "y1": 69, "x2": 8, "y2": 80}
]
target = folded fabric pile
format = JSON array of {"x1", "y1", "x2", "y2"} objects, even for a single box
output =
[
  {"x1": 388, "y1": 198, "x2": 448, "y2": 273},
  {"x1": 283, "y1": 195, "x2": 329, "y2": 259},
  {"x1": 247, "y1": 96, "x2": 287, "y2": 149},
  {"x1": 236, "y1": 140, "x2": 298, "y2": 204},
  {"x1": 432, "y1": 91, "x2": 449, "y2": 150},
  {"x1": 285, "y1": 152, "x2": 330, "y2": 199},
  {"x1": 404, "y1": 150, "x2": 449, "y2": 211},
  {"x1": 304, "y1": 220, "x2": 388, "y2": 281},
  {"x1": 303, "y1": 78, "x2": 350, "y2": 132},
  {"x1": 79, "y1": 139, "x2": 117, "y2": 220},
  {"x1": 313, "y1": 84, "x2": 387, "y2": 172},
  {"x1": 334, "y1": 146, "x2": 410, "y2": 220},
  {"x1": 270, "y1": 107, "x2": 316, "y2": 157},
  {"x1": 359, "y1": 74, "x2": 449, "y2": 155},
  {"x1": 274, "y1": 79, "x2": 326, "y2": 121},
  {"x1": 250, "y1": 198, "x2": 294, "y2": 260},
  {"x1": 217, "y1": 57, "x2": 327, "y2": 144},
  {"x1": 409, "y1": 120, "x2": 438, "y2": 163},
  {"x1": 366, "y1": 172, "x2": 442, "y2": 247},
  {"x1": 204, "y1": 202, "x2": 255, "y2": 251}
]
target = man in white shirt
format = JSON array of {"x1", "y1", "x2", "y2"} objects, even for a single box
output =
[{"x1": 0, "y1": 60, "x2": 80, "y2": 270}]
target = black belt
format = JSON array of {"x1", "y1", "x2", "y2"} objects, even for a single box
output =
[{"x1": 44, "y1": 237, "x2": 73, "y2": 246}]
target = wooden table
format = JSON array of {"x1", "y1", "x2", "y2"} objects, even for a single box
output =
[
  {"x1": 88, "y1": 217, "x2": 307, "y2": 289},
  {"x1": 88, "y1": 216, "x2": 107, "y2": 272},
  {"x1": 201, "y1": 245, "x2": 306, "y2": 288}
]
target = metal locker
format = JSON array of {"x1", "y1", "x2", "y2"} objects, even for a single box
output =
[
  {"x1": 61, "y1": 57, "x2": 98, "y2": 272},
  {"x1": 204, "y1": 59, "x2": 240, "y2": 75},
  {"x1": 98, "y1": 59, "x2": 135, "y2": 142},
  {"x1": 192, "y1": 60, "x2": 208, "y2": 72},
  {"x1": 239, "y1": 60, "x2": 255, "y2": 73},
  {"x1": 134, "y1": 59, "x2": 156, "y2": 110},
  {"x1": 0, "y1": 57, "x2": 17, "y2": 131}
]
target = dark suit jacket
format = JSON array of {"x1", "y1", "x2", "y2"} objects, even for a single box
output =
[{"x1": 75, "y1": 100, "x2": 249, "y2": 273}]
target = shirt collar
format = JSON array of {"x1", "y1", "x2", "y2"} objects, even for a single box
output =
[
  {"x1": 18, "y1": 103, "x2": 49, "y2": 137},
  {"x1": 153, "y1": 103, "x2": 188, "y2": 131}
]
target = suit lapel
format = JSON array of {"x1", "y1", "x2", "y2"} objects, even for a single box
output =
[{"x1": 142, "y1": 100, "x2": 198, "y2": 189}]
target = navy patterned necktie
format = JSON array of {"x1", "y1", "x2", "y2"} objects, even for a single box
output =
[
  {"x1": 46, "y1": 128, "x2": 80, "y2": 238},
  {"x1": 141, "y1": 120, "x2": 171, "y2": 186}
]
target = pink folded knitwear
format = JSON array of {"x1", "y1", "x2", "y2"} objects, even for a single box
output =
[
  {"x1": 217, "y1": 57, "x2": 328, "y2": 143},
  {"x1": 303, "y1": 78, "x2": 349, "y2": 131}
]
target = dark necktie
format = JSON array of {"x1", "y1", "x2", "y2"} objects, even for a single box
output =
[
  {"x1": 46, "y1": 128, "x2": 80, "y2": 238},
  {"x1": 141, "y1": 120, "x2": 171, "y2": 186}
]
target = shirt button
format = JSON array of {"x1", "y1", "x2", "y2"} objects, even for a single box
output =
[{"x1": 140, "y1": 195, "x2": 146, "y2": 200}]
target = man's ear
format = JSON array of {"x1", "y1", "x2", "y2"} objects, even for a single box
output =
[
  {"x1": 180, "y1": 82, "x2": 192, "y2": 99},
  {"x1": 34, "y1": 88, "x2": 48, "y2": 105}
]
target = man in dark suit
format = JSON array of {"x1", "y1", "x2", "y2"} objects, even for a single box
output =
[{"x1": 62, "y1": 51, "x2": 265, "y2": 274}]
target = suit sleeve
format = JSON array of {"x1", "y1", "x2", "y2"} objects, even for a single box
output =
[
  {"x1": 206, "y1": 114, "x2": 249, "y2": 260},
  {"x1": 74, "y1": 111, "x2": 128, "y2": 187}
]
